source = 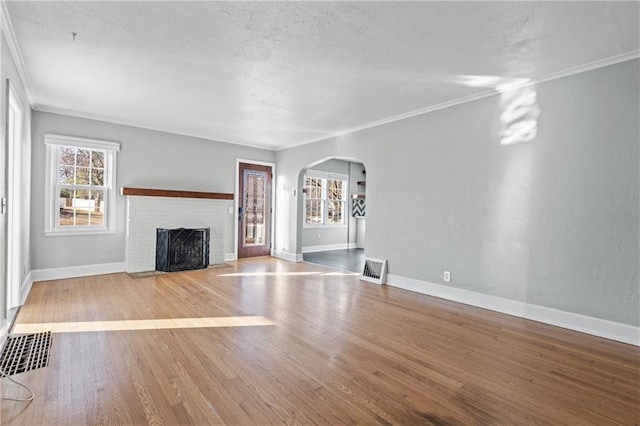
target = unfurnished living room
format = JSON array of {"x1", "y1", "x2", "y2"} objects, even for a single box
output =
[{"x1": 0, "y1": 1, "x2": 638, "y2": 425}]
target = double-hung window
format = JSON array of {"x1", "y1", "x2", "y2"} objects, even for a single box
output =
[
  {"x1": 304, "y1": 171, "x2": 347, "y2": 226},
  {"x1": 44, "y1": 134, "x2": 120, "y2": 235}
]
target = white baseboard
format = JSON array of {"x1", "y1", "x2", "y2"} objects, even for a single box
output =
[
  {"x1": 386, "y1": 274, "x2": 640, "y2": 347},
  {"x1": 273, "y1": 250, "x2": 303, "y2": 262},
  {"x1": 31, "y1": 262, "x2": 127, "y2": 283},
  {"x1": 0, "y1": 319, "x2": 7, "y2": 351},
  {"x1": 20, "y1": 270, "x2": 33, "y2": 305},
  {"x1": 302, "y1": 243, "x2": 358, "y2": 253},
  {"x1": 224, "y1": 253, "x2": 237, "y2": 262}
]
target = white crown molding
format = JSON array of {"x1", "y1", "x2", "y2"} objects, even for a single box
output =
[
  {"x1": 33, "y1": 105, "x2": 276, "y2": 152},
  {"x1": 1, "y1": 1, "x2": 33, "y2": 105},
  {"x1": 534, "y1": 49, "x2": 640, "y2": 87},
  {"x1": 276, "y1": 49, "x2": 640, "y2": 151},
  {"x1": 386, "y1": 274, "x2": 640, "y2": 347}
]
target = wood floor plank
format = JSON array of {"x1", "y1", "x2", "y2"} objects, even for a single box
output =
[{"x1": 1, "y1": 257, "x2": 638, "y2": 425}]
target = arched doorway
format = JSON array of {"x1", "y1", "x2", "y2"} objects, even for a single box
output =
[{"x1": 297, "y1": 158, "x2": 366, "y2": 273}]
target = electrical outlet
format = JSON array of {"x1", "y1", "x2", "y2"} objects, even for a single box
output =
[
  {"x1": 443, "y1": 271, "x2": 451, "y2": 283},
  {"x1": 317, "y1": 232, "x2": 321, "y2": 240}
]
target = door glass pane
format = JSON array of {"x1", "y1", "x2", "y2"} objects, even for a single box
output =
[{"x1": 243, "y1": 171, "x2": 267, "y2": 247}]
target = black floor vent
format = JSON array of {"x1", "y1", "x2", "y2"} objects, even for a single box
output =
[{"x1": 0, "y1": 331, "x2": 52, "y2": 376}]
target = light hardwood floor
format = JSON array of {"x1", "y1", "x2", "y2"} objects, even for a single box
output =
[{"x1": 2, "y1": 257, "x2": 639, "y2": 425}]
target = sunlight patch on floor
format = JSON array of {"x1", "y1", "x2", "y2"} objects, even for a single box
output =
[
  {"x1": 12, "y1": 316, "x2": 275, "y2": 334},
  {"x1": 220, "y1": 271, "x2": 332, "y2": 277},
  {"x1": 321, "y1": 272, "x2": 360, "y2": 276}
]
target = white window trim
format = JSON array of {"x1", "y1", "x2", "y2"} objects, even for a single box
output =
[
  {"x1": 303, "y1": 171, "x2": 348, "y2": 228},
  {"x1": 44, "y1": 134, "x2": 120, "y2": 236}
]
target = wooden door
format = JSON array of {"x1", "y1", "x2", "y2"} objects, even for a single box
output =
[{"x1": 238, "y1": 162, "x2": 272, "y2": 258}]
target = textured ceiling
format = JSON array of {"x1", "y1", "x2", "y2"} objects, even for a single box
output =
[{"x1": 6, "y1": 1, "x2": 640, "y2": 150}]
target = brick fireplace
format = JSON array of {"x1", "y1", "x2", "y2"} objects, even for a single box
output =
[{"x1": 122, "y1": 187, "x2": 233, "y2": 273}]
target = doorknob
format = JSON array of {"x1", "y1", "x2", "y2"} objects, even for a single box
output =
[
  {"x1": 238, "y1": 206, "x2": 243, "y2": 222},
  {"x1": 0, "y1": 197, "x2": 6, "y2": 214}
]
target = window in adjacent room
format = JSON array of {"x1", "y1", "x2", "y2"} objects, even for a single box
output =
[
  {"x1": 304, "y1": 171, "x2": 347, "y2": 226},
  {"x1": 44, "y1": 134, "x2": 120, "y2": 235}
]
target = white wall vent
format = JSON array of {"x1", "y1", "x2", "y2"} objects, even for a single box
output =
[{"x1": 361, "y1": 258, "x2": 387, "y2": 285}]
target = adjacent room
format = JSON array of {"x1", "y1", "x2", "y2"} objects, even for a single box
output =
[{"x1": 0, "y1": 2, "x2": 638, "y2": 424}]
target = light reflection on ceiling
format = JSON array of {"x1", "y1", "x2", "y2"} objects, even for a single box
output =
[
  {"x1": 453, "y1": 74, "x2": 540, "y2": 145},
  {"x1": 499, "y1": 86, "x2": 540, "y2": 146}
]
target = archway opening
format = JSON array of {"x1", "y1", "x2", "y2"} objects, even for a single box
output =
[{"x1": 296, "y1": 157, "x2": 366, "y2": 273}]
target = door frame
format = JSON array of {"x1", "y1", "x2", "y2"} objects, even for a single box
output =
[
  {"x1": 234, "y1": 158, "x2": 276, "y2": 260},
  {"x1": 6, "y1": 80, "x2": 23, "y2": 311}
]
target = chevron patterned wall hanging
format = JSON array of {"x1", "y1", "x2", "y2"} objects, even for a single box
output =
[{"x1": 352, "y1": 199, "x2": 365, "y2": 217}]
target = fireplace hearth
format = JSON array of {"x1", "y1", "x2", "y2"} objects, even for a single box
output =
[{"x1": 156, "y1": 227, "x2": 210, "y2": 272}]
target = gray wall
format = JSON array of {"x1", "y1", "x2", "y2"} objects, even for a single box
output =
[
  {"x1": 1, "y1": 33, "x2": 32, "y2": 322},
  {"x1": 276, "y1": 59, "x2": 639, "y2": 326},
  {"x1": 31, "y1": 111, "x2": 275, "y2": 269}
]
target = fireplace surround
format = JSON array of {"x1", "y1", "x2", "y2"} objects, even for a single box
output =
[{"x1": 123, "y1": 187, "x2": 232, "y2": 273}]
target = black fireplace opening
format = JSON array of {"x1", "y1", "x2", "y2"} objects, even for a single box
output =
[{"x1": 156, "y1": 227, "x2": 210, "y2": 272}]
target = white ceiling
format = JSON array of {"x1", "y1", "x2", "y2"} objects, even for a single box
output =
[{"x1": 6, "y1": 1, "x2": 640, "y2": 150}]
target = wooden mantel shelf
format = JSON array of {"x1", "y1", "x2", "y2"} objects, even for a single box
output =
[{"x1": 120, "y1": 187, "x2": 234, "y2": 200}]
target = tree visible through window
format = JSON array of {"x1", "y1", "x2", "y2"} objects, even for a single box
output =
[
  {"x1": 305, "y1": 177, "x2": 324, "y2": 224},
  {"x1": 326, "y1": 178, "x2": 345, "y2": 224},
  {"x1": 45, "y1": 134, "x2": 120, "y2": 235},
  {"x1": 304, "y1": 173, "x2": 347, "y2": 226},
  {"x1": 58, "y1": 147, "x2": 106, "y2": 226}
]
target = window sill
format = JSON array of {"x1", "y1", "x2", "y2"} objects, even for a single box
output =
[
  {"x1": 45, "y1": 229, "x2": 116, "y2": 237},
  {"x1": 303, "y1": 224, "x2": 348, "y2": 229}
]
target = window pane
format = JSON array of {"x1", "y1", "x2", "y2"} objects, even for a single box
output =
[
  {"x1": 91, "y1": 168, "x2": 104, "y2": 186},
  {"x1": 76, "y1": 167, "x2": 90, "y2": 185},
  {"x1": 89, "y1": 190, "x2": 105, "y2": 226},
  {"x1": 307, "y1": 177, "x2": 323, "y2": 200},
  {"x1": 305, "y1": 199, "x2": 324, "y2": 224},
  {"x1": 76, "y1": 149, "x2": 90, "y2": 167},
  {"x1": 59, "y1": 166, "x2": 75, "y2": 184},
  {"x1": 327, "y1": 201, "x2": 344, "y2": 224},
  {"x1": 59, "y1": 189, "x2": 106, "y2": 227},
  {"x1": 59, "y1": 147, "x2": 76, "y2": 166},
  {"x1": 60, "y1": 189, "x2": 85, "y2": 226},
  {"x1": 328, "y1": 179, "x2": 344, "y2": 200},
  {"x1": 73, "y1": 190, "x2": 92, "y2": 225},
  {"x1": 91, "y1": 150, "x2": 104, "y2": 168},
  {"x1": 58, "y1": 189, "x2": 73, "y2": 226}
]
